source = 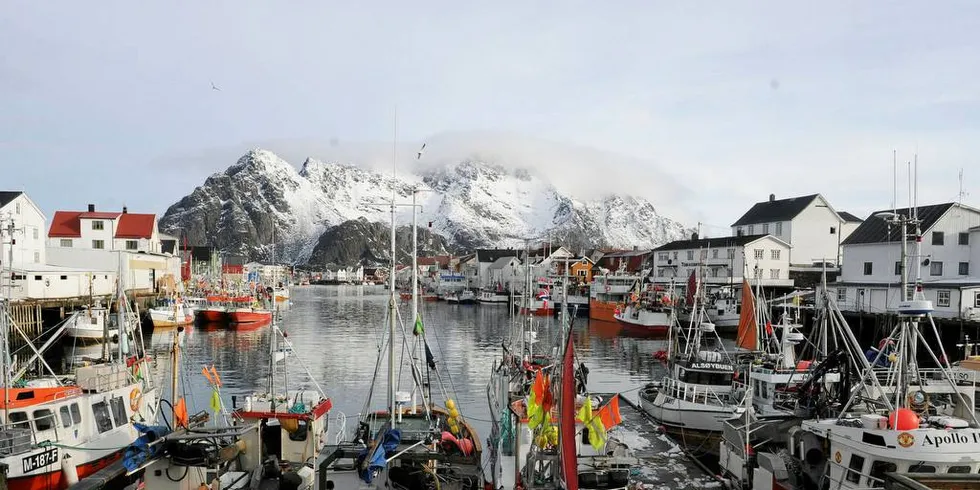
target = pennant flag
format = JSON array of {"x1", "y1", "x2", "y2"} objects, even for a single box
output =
[
  {"x1": 211, "y1": 366, "x2": 222, "y2": 387},
  {"x1": 209, "y1": 389, "x2": 222, "y2": 413},
  {"x1": 413, "y1": 315, "x2": 424, "y2": 336},
  {"x1": 202, "y1": 366, "x2": 215, "y2": 385},
  {"x1": 596, "y1": 394, "x2": 623, "y2": 430},
  {"x1": 576, "y1": 396, "x2": 607, "y2": 451},
  {"x1": 527, "y1": 370, "x2": 545, "y2": 429},
  {"x1": 424, "y1": 340, "x2": 437, "y2": 370},
  {"x1": 174, "y1": 398, "x2": 189, "y2": 428}
]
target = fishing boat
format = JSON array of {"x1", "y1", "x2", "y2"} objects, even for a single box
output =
[
  {"x1": 446, "y1": 289, "x2": 477, "y2": 305},
  {"x1": 478, "y1": 286, "x2": 510, "y2": 305},
  {"x1": 613, "y1": 286, "x2": 674, "y2": 334},
  {"x1": 640, "y1": 270, "x2": 741, "y2": 456},
  {"x1": 589, "y1": 271, "x2": 639, "y2": 322},
  {"x1": 720, "y1": 200, "x2": 980, "y2": 490},
  {"x1": 147, "y1": 297, "x2": 193, "y2": 328},
  {"x1": 197, "y1": 295, "x2": 230, "y2": 324},
  {"x1": 0, "y1": 281, "x2": 158, "y2": 489},
  {"x1": 64, "y1": 305, "x2": 119, "y2": 342},
  {"x1": 227, "y1": 307, "x2": 272, "y2": 325}
]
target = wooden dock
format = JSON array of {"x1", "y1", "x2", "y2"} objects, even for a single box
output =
[{"x1": 601, "y1": 392, "x2": 724, "y2": 489}]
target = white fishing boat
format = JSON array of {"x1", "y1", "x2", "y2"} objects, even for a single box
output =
[
  {"x1": 64, "y1": 305, "x2": 119, "y2": 342},
  {"x1": 478, "y1": 287, "x2": 510, "y2": 304},
  {"x1": 147, "y1": 301, "x2": 194, "y2": 328},
  {"x1": 0, "y1": 280, "x2": 158, "y2": 489}
]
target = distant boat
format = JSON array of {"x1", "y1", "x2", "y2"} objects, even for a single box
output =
[{"x1": 65, "y1": 306, "x2": 119, "y2": 342}]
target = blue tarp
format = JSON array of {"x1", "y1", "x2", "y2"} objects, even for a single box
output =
[
  {"x1": 357, "y1": 428, "x2": 401, "y2": 483},
  {"x1": 123, "y1": 423, "x2": 171, "y2": 472}
]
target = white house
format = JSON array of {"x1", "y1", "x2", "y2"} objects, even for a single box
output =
[
  {"x1": 487, "y1": 256, "x2": 522, "y2": 291},
  {"x1": 475, "y1": 249, "x2": 521, "y2": 289},
  {"x1": 0, "y1": 191, "x2": 47, "y2": 266},
  {"x1": 46, "y1": 205, "x2": 179, "y2": 293},
  {"x1": 652, "y1": 234, "x2": 794, "y2": 288},
  {"x1": 835, "y1": 202, "x2": 980, "y2": 320},
  {"x1": 731, "y1": 193, "x2": 862, "y2": 268}
]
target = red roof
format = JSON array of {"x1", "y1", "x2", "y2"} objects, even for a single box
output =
[
  {"x1": 115, "y1": 213, "x2": 156, "y2": 239},
  {"x1": 49, "y1": 211, "x2": 84, "y2": 237},
  {"x1": 48, "y1": 210, "x2": 156, "y2": 239}
]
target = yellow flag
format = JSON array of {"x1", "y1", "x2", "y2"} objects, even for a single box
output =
[
  {"x1": 209, "y1": 389, "x2": 221, "y2": 413},
  {"x1": 576, "y1": 397, "x2": 607, "y2": 451}
]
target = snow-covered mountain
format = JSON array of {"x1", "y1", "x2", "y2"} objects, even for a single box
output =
[{"x1": 160, "y1": 147, "x2": 691, "y2": 264}]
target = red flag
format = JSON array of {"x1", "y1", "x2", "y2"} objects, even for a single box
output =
[
  {"x1": 685, "y1": 270, "x2": 697, "y2": 305},
  {"x1": 597, "y1": 394, "x2": 623, "y2": 430}
]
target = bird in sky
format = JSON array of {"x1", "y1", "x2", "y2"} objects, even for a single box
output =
[
  {"x1": 211, "y1": 81, "x2": 221, "y2": 91},
  {"x1": 417, "y1": 143, "x2": 426, "y2": 160}
]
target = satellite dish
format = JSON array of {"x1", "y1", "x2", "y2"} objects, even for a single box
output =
[{"x1": 922, "y1": 258, "x2": 931, "y2": 266}]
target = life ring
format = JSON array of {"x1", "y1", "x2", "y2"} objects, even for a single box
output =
[{"x1": 130, "y1": 387, "x2": 142, "y2": 412}]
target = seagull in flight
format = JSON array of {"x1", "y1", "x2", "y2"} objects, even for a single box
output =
[
  {"x1": 211, "y1": 81, "x2": 221, "y2": 91},
  {"x1": 416, "y1": 143, "x2": 426, "y2": 160}
]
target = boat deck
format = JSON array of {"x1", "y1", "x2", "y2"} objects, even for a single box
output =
[{"x1": 600, "y1": 392, "x2": 723, "y2": 489}]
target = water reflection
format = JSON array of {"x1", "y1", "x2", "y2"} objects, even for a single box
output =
[{"x1": 144, "y1": 285, "x2": 700, "y2": 440}]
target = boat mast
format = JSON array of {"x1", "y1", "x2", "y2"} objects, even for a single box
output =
[{"x1": 387, "y1": 110, "x2": 397, "y2": 425}]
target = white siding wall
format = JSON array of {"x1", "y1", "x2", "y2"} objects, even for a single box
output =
[
  {"x1": 79, "y1": 218, "x2": 118, "y2": 250},
  {"x1": 788, "y1": 197, "x2": 843, "y2": 266},
  {"x1": 972, "y1": 230, "x2": 980, "y2": 273},
  {"x1": 9, "y1": 270, "x2": 117, "y2": 301},
  {"x1": 836, "y1": 284, "x2": 975, "y2": 319},
  {"x1": 840, "y1": 207, "x2": 980, "y2": 284},
  {"x1": 46, "y1": 248, "x2": 179, "y2": 292},
  {"x1": 652, "y1": 236, "x2": 793, "y2": 287},
  {"x1": 1, "y1": 194, "x2": 47, "y2": 266}
]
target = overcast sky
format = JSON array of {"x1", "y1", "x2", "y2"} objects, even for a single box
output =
[{"x1": 3, "y1": 1, "x2": 979, "y2": 236}]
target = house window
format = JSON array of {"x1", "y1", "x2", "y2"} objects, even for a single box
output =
[
  {"x1": 659, "y1": 252, "x2": 669, "y2": 261},
  {"x1": 863, "y1": 262, "x2": 873, "y2": 275},
  {"x1": 15, "y1": 202, "x2": 20, "y2": 214},
  {"x1": 60, "y1": 239, "x2": 72, "y2": 248},
  {"x1": 686, "y1": 250, "x2": 694, "y2": 260},
  {"x1": 830, "y1": 226, "x2": 837, "y2": 234},
  {"x1": 770, "y1": 269, "x2": 780, "y2": 279},
  {"x1": 754, "y1": 268, "x2": 763, "y2": 279},
  {"x1": 763, "y1": 223, "x2": 769, "y2": 234},
  {"x1": 126, "y1": 240, "x2": 138, "y2": 250},
  {"x1": 33, "y1": 251, "x2": 39, "y2": 263},
  {"x1": 932, "y1": 231, "x2": 944, "y2": 245},
  {"x1": 895, "y1": 261, "x2": 902, "y2": 275},
  {"x1": 937, "y1": 290, "x2": 951, "y2": 307},
  {"x1": 960, "y1": 233, "x2": 970, "y2": 245},
  {"x1": 92, "y1": 239, "x2": 105, "y2": 249},
  {"x1": 775, "y1": 222, "x2": 782, "y2": 235},
  {"x1": 712, "y1": 249, "x2": 718, "y2": 259},
  {"x1": 657, "y1": 269, "x2": 665, "y2": 277},
  {"x1": 711, "y1": 268, "x2": 719, "y2": 278},
  {"x1": 728, "y1": 269, "x2": 733, "y2": 277},
  {"x1": 673, "y1": 251, "x2": 678, "y2": 260},
  {"x1": 975, "y1": 293, "x2": 980, "y2": 309},
  {"x1": 60, "y1": 275, "x2": 67, "y2": 280},
  {"x1": 771, "y1": 250, "x2": 780, "y2": 260},
  {"x1": 727, "y1": 248, "x2": 734, "y2": 258},
  {"x1": 837, "y1": 288, "x2": 846, "y2": 302},
  {"x1": 33, "y1": 275, "x2": 41, "y2": 281},
  {"x1": 748, "y1": 225, "x2": 755, "y2": 234},
  {"x1": 92, "y1": 220, "x2": 104, "y2": 231},
  {"x1": 960, "y1": 262, "x2": 970, "y2": 275},
  {"x1": 32, "y1": 228, "x2": 37, "y2": 240},
  {"x1": 930, "y1": 261, "x2": 943, "y2": 276},
  {"x1": 737, "y1": 227, "x2": 744, "y2": 236},
  {"x1": 754, "y1": 249, "x2": 764, "y2": 260}
]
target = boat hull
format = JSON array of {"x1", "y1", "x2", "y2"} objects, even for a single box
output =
[
  {"x1": 639, "y1": 386, "x2": 736, "y2": 456},
  {"x1": 197, "y1": 308, "x2": 227, "y2": 323},
  {"x1": 228, "y1": 310, "x2": 272, "y2": 325},
  {"x1": 7, "y1": 450, "x2": 122, "y2": 490},
  {"x1": 66, "y1": 327, "x2": 119, "y2": 341},
  {"x1": 148, "y1": 308, "x2": 193, "y2": 328},
  {"x1": 613, "y1": 308, "x2": 671, "y2": 334},
  {"x1": 589, "y1": 299, "x2": 621, "y2": 322}
]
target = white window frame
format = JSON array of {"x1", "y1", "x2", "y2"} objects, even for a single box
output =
[
  {"x1": 754, "y1": 249, "x2": 764, "y2": 260},
  {"x1": 775, "y1": 222, "x2": 782, "y2": 235},
  {"x1": 937, "y1": 290, "x2": 951, "y2": 308},
  {"x1": 771, "y1": 249, "x2": 780, "y2": 260}
]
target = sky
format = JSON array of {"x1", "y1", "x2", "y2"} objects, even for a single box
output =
[{"x1": 3, "y1": 1, "x2": 980, "y2": 237}]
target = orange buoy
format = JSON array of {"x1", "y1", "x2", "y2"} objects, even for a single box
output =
[{"x1": 888, "y1": 408, "x2": 920, "y2": 430}]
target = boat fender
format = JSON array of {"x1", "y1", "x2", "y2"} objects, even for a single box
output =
[
  {"x1": 130, "y1": 387, "x2": 142, "y2": 412},
  {"x1": 605, "y1": 285, "x2": 610, "y2": 292},
  {"x1": 61, "y1": 453, "x2": 79, "y2": 485}
]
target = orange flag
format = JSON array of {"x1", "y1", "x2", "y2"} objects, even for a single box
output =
[
  {"x1": 174, "y1": 397, "x2": 189, "y2": 428},
  {"x1": 211, "y1": 366, "x2": 222, "y2": 387},
  {"x1": 597, "y1": 394, "x2": 623, "y2": 430}
]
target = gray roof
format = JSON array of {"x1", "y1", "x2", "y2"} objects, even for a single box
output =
[
  {"x1": 732, "y1": 194, "x2": 819, "y2": 226},
  {"x1": 476, "y1": 249, "x2": 520, "y2": 263},
  {"x1": 489, "y1": 256, "x2": 519, "y2": 270},
  {"x1": 838, "y1": 211, "x2": 863, "y2": 222},
  {"x1": 0, "y1": 191, "x2": 23, "y2": 209},
  {"x1": 841, "y1": 203, "x2": 955, "y2": 245},
  {"x1": 653, "y1": 234, "x2": 771, "y2": 252}
]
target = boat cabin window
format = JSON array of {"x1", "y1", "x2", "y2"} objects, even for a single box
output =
[
  {"x1": 59, "y1": 406, "x2": 71, "y2": 428},
  {"x1": 109, "y1": 397, "x2": 127, "y2": 427},
  {"x1": 909, "y1": 464, "x2": 936, "y2": 473},
  {"x1": 92, "y1": 401, "x2": 113, "y2": 433},
  {"x1": 846, "y1": 454, "x2": 865, "y2": 484},
  {"x1": 70, "y1": 403, "x2": 81, "y2": 425},
  {"x1": 679, "y1": 368, "x2": 732, "y2": 386},
  {"x1": 33, "y1": 409, "x2": 55, "y2": 432},
  {"x1": 8, "y1": 412, "x2": 28, "y2": 430},
  {"x1": 869, "y1": 461, "x2": 897, "y2": 487},
  {"x1": 949, "y1": 466, "x2": 971, "y2": 474}
]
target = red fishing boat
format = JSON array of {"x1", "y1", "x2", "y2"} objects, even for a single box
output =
[{"x1": 227, "y1": 308, "x2": 272, "y2": 325}]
